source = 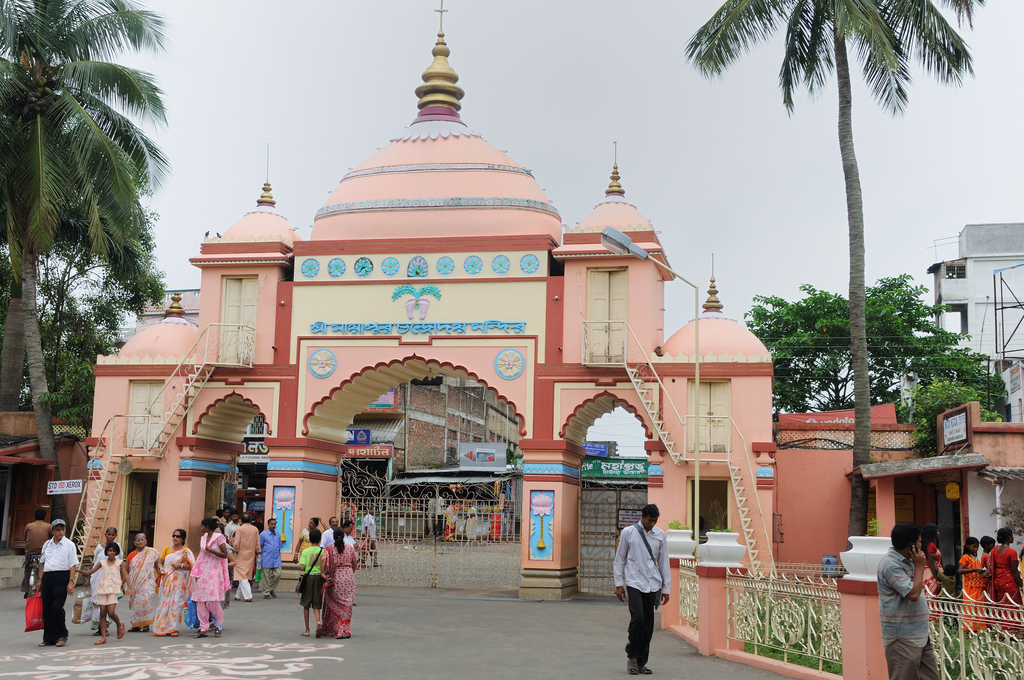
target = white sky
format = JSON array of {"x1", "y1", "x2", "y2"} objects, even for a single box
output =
[{"x1": 126, "y1": 2, "x2": 1024, "y2": 454}]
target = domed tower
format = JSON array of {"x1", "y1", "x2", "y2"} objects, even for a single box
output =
[{"x1": 311, "y1": 24, "x2": 560, "y2": 242}]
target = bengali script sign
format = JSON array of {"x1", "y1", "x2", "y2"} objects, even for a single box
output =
[
  {"x1": 310, "y1": 320, "x2": 527, "y2": 335},
  {"x1": 581, "y1": 457, "x2": 649, "y2": 479}
]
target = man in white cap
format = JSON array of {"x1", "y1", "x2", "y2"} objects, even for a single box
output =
[{"x1": 38, "y1": 519, "x2": 78, "y2": 647}]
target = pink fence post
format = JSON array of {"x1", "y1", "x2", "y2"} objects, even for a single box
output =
[
  {"x1": 696, "y1": 565, "x2": 728, "y2": 656},
  {"x1": 837, "y1": 578, "x2": 888, "y2": 680}
]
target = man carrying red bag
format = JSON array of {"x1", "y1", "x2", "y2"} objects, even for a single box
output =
[{"x1": 36, "y1": 519, "x2": 78, "y2": 647}]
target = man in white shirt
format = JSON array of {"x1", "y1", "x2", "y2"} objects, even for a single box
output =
[
  {"x1": 613, "y1": 504, "x2": 671, "y2": 676},
  {"x1": 341, "y1": 519, "x2": 356, "y2": 547},
  {"x1": 320, "y1": 516, "x2": 339, "y2": 548},
  {"x1": 38, "y1": 519, "x2": 78, "y2": 647},
  {"x1": 361, "y1": 510, "x2": 379, "y2": 567}
]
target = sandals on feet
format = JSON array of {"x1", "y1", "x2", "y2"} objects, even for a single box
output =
[
  {"x1": 315, "y1": 624, "x2": 323, "y2": 638},
  {"x1": 627, "y1": 660, "x2": 639, "y2": 675},
  {"x1": 94, "y1": 639, "x2": 106, "y2": 645},
  {"x1": 213, "y1": 627, "x2": 222, "y2": 638},
  {"x1": 194, "y1": 632, "x2": 208, "y2": 638},
  {"x1": 639, "y1": 667, "x2": 653, "y2": 675}
]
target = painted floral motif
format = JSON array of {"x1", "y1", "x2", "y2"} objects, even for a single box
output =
[
  {"x1": 328, "y1": 258, "x2": 346, "y2": 277},
  {"x1": 301, "y1": 258, "x2": 320, "y2": 278},
  {"x1": 495, "y1": 349, "x2": 524, "y2": 379},
  {"x1": 464, "y1": 256, "x2": 483, "y2": 275},
  {"x1": 436, "y1": 256, "x2": 455, "y2": 275},
  {"x1": 354, "y1": 257, "x2": 373, "y2": 277},
  {"x1": 407, "y1": 256, "x2": 429, "y2": 277},
  {"x1": 393, "y1": 284, "x2": 441, "y2": 320},
  {"x1": 491, "y1": 255, "x2": 510, "y2": 274},
  {"x1": 309, "y1": 349, "x2": 337, "y2": 378},
  {"x1": 381, "y1": 257, "x2": 400, "y2": 276},
  {"x1": 520, "y1": 253, "x2": 540, "y2": 274}
]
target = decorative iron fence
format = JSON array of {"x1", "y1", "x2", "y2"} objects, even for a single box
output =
[
  {"x1": 679, "y1": 558, "x2": 699, "y2": 629},
  {"x1": 928, "y1": 593, "x2": 1024, "y2": 680},
  {"x1": 725, "y1": 569, "x2": 842, "y2": 675}
]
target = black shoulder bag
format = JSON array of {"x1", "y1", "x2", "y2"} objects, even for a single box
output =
[
  {"x1": 634, "y1": 523, "x2": 663, "y2": 608},
  {"x1": 294, "y1": 548, "x2": 323, "y2": 595}
]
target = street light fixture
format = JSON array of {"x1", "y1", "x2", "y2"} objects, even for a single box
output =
[{"x1": 600, "y1": 227, "x2": 702, "y2": 546}]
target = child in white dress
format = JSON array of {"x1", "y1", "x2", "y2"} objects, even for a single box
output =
[{"x1": 83, "y1": 542, "x2": 129, "y2": 644}]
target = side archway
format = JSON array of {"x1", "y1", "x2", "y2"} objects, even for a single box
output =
[
  {"x1": 559, "y1": 390, "x2": 653, "y2": 447},
  {"x1": 192, "y1": 392, "x2": 266, "y2": 443}
]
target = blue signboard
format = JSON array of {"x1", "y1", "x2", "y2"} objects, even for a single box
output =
[
  {"x1": 583, "y1": 442, "x2": 609, "y2": 457},
  {"x1": 346, "y1": 429, "x2": 371, "y2": 445}
]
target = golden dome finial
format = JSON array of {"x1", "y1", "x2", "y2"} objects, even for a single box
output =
[
  {"x1": 606, "y1": 162, "x2": 624, "y2": 196},
  {"x1": 415, "y1": 2, "x2": 465, "y2": 111},
  {"x1": 166, "y1": 292, "x2": 185, "y2": 318},
  {"x1": 257, "y1": 182, "x2": 276, "y2": 207},
  {"x1": 703, "y1": 275, "x2": 723, "y2": 312}
]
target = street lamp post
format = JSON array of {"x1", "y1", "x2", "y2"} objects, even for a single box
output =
[{"x1": 600, "y1": 227, "x2": 702, "y2": 543}]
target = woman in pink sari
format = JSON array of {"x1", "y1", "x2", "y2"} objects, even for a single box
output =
[
  {"x1": 152, "y1": 529, "x2": 194, "y2": 637},
  {"x1": 191, "y1": 518, "x2": 230, "y2": 638},
  {"x1": 321, "y1": 520, "x2": 358, "y2": 639}
]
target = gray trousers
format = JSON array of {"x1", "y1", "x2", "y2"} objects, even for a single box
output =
[
  {"x1": 261, "y1": 566, "x2": 282, "y2": 592},
  {"x1": 884, "y1": 639, "x2": 940, "y2": 680}
]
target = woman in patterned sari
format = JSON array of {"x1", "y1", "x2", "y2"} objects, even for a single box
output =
[
  {"x1": 321, "y1": 520, "x2": 358, "y2": 639},
  {"x1": 126, "y1": 534, "x2": 160, "y2": 632},
  {"x1": 153, "y1": 529, "x2": 194, "y2": 637}
]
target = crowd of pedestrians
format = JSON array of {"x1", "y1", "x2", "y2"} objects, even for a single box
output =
[{"x1": 25, "y1": 507, "x2": 374, "y2": 647}]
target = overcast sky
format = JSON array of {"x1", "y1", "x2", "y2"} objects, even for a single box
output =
[{"x1": 130, "y1": 2, "x2": 1023, "y2": 455}]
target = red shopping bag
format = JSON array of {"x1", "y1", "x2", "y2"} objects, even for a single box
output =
[{"x1": 25, "y1": 592, "x2": 43, "y2": 632}]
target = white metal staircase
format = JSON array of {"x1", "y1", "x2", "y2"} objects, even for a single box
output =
[
  {"x1": 584, "y1": 321, "x2": 772, "y2": 574},
  {"x1": 73, "y1": 322, "x2": 255, "y2": 569}
]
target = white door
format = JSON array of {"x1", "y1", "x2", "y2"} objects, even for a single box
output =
[
  {"x1": 587, "y1": 269, "x2": 628, "y2": 363},
  {"x1": 127, "y1": 381, "x2": 163, "y2": 449},
  {"x1": 688, "y1": 381, "x2": 731, "y2": 453},
  {"x1": 221, "y1": 277, "x2": 258, "y2": 364}
]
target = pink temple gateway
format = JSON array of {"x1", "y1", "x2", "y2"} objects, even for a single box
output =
[{"x1": 78, "y1": 14, "x2": 993, "y2": 612}]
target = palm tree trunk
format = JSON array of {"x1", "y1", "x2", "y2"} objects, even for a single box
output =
[
  {"x1": 21, "y1": 238, "x2": 68, "y2": 521},
  {"x1": 835, "y1": 32, "x2": 871, "y2": 538},
  {"x1": 0, "y1": 279, "x2": 25, "y2": 410}
]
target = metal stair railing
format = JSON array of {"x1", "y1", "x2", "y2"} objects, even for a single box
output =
[{"x1": 723, "y1": 417, "x2": 775, "y2": 575}]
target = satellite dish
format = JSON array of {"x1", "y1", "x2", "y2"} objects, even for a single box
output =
[{"x1": 118, "y1": 458, "x2": 134, "y2": 476}]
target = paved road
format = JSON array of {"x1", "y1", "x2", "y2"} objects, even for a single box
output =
[{"x1": 2, "y1": 586, "x2": 785, "y2": 680}]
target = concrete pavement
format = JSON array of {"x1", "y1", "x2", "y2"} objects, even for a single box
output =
[{"x1": 1, "y1": 586, "x2": 785, "y2": 679}]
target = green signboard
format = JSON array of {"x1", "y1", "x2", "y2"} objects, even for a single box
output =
[{"x1": 581, "y1": 457, "x2": 649, "y2": 479}]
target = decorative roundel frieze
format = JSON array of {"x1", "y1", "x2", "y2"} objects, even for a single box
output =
[
  {"x1": 464, "y1": 255, "x2": 483, "y2": 275},
  {"x1": 381, "y1": 257, "x2": 400, "y2": 276},
  {"x1": 492, "y1": 255, "x2": 510, "y2": 274},
  {"x1": 520, "y1": 253, "x2": 540, "y2": 274},
  {"x1": 436, "y1": 256, "x2": 455, "y2": 275},
  {"x1": 495, "y1": 348, "x2": 525, "y2": 380},
  {"x1": 309, "y1": 349, "x2": 337, "y2": 378},
  {"x1": 354, "y1": 257, "x2": 373, "y2": 277},
  {"x1": 300, "y1": 258, "x2": 320, "y2": 278},
  {"x1": 328, "y1": 258, "x2": 346, "y2": 277}
]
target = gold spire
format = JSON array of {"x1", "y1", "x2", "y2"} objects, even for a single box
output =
[
  {"x1": 166, "y1": 292, "x2": 185, "y2": 318},
  {"x1": 606, "y1": 162, "x2": 624, "y2": 196},
  {"x1": 257, "y1": 182, "x2": 276, "y2": 207},
  {"x1": 703, "y1": 276, "x2": 723, "y2": 312},
  {"x1": 415, "y1": 4, "x2": 465, "y2": 111}
]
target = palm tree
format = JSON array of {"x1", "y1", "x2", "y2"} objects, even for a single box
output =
[
  {"x1": 686, "y1": 0, "x2": 982, "y2": 537},
  {"x1": 0, "y1": 0, "x2": 168, "y2": 518}
]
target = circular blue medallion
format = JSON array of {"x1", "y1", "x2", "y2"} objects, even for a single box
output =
[
  {"x1": 328, "y1": 258, "x2": 346, "y2": 277},
  {"x1": 301, "y1": 258, "x2": 320, "y2": 278},
  {"x1": 308, "y1": 349, "x2": 337, "y2": 379},
  {"x1": 464, "y1": 256, "x2": 483, "y2": 275},
  {"x1": 354, "y1": 257, "x2": 373, "y2": 277},
  {"x1": 381, "y1": 257, "x2": 400, "y2": 276},
  {"x1": 436, "y1": 256, "x2": 455, "y2": 275},
  {"x1": 495, "y1": 348, "x2": 525, "y2": 380},
  {"x1": 492, "y1": 255, "x2": 511, "y2": 274},
  {"x1": 520, "y1": 253, "x2": 540, "y2": 274}
]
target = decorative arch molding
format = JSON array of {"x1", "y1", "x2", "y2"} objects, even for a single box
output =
[
  {"x1": 192, "y1": 391, "x2": 267, "y2": 443},
  {"x1": 303, "y1": 355, "x2": 525, "y2": 444},
  {"x1": 559, "y1": 390, "x2": 653, "y2": 447}
]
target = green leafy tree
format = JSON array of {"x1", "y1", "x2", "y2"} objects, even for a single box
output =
[
  {"x1": 687, "y1": 0, "x2": 983, "y2": 538},
  {"x1": 901, "y1": 381, "x2": 1000, "y2": 455},
  {"x1": 0, "y1": 0, "x2": 168, "y2": 519},
  {"x1": 747, "y1": 275, "x2": 997, "y2": 414}
]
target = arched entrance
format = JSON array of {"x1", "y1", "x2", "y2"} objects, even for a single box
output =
[{"x1": 299, "y1": 357, "x2": 526, "y2": 590}]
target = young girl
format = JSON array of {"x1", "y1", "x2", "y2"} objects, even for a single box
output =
[
  {"x1": 958, "y1": 537, "x2": 988, "y2": 631},
  {"x1": 84, "y1": 542, "x2": 129, "y2": 645}
]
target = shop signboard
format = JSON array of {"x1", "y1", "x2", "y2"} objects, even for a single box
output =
[
  {"x1": 458, "y1": 443, "x2": 506, "y2": 471},
  {"x1": 345, "y1": 429, "x2": 372, "y2": 445},
  {"x1": 239, "y1": 438, "x2": 270, "y2": 464},
  {"x1": 583, "y1": 442, "x2": 609, "y2": 457},
  {"x1": 942, "y1": 409, "x2": 968, "y2": 446},
  {"x1": 367, "y1": 389, "x2": 397, "y2": 411},
  {"x1": 618, "y1": 509, "x2": 642, "y2": 528},
  {"x1": 581, "y1": 457, "x2": 648, "y2": 479},
  {"x1": 47, "y1": 479, "x2": 83, "y2": 495},
  {"x1": 345, "y1": 445, "x2": 393, "y2": 459}
]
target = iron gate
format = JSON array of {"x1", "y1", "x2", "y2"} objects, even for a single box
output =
[
  {"x1": 342, "y1": 480, "x2": 522, "y2": 591},
  {"x1": 578, "y1": 486, "x2": 647, "y2": 594}
]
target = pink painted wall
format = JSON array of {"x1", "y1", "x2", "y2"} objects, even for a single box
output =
[
  {"x1": 196, "y1": 264, "x2": 284, "y2": 366},
  {"x1": 774, "y1": 450, "x2": 852, "y2": 564}
]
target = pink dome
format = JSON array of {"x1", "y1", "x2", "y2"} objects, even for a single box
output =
[
  {"x1": 221, "y1": 207, "x2": 300, "y2": 246},
  {"x1": 661, "y1": 311, "x2": 771, "y2": 361},
  {"x1": 312, "y1": 113, "x2": 561, "y2": 242},
  {"x1": 577, "y1": 195, "x2": 653, "y2": 232},
  {"x1": 120, "y1": 317, "x2": 199, "y2": 360}
]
